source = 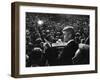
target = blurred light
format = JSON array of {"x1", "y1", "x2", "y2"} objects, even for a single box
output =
[{"x1": 37, "y1": 20, "x2": 44, "y2": 25}]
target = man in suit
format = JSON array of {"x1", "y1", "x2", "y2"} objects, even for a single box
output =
[{"x1": 59, "y1": 26, "x2": 78, "y2": 65}]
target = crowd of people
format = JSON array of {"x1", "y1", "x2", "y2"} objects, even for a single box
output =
[{"x1": 26, "y1": 13, "x2": 90, "y2": 67}]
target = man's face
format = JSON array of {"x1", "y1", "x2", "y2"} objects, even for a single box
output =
[{"x1": 63, "y1": 31, "x2": 71, "y2": 42}]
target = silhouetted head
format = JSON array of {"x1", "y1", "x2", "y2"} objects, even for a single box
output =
[{"x1": 62, "y1": 26, "x2": 75, "y2": 42}]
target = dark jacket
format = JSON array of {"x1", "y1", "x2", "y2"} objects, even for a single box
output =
[
  {"x1": 59, "y1": 40, "x2": 78, "y2": 65},
  {"x1": 45, "y1": 47, "x2": 59, "y2": 66}
]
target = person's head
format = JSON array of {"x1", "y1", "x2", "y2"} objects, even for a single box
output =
[
  {"x1": 62, "y1": 26, "x2": 75, "y2": 42},
  {"x1": 75, "y1": 32, "x2": 80, "y2": 38},
  {"x1": 35, "y1": 38, "x2": 42, "y2": 44}
]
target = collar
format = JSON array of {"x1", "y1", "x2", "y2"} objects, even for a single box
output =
[{"x1": 64, "y1": 39, "x2": 74, "y2": 45}]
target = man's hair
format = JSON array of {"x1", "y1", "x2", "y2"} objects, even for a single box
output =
[{"x1": 62, "y1": 26, "x2": 75, "y2": 39}]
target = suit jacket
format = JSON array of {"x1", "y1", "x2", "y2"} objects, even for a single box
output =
[
  {"x1": 45, "y1": 47, "x2": 59, "y2": 66},
  {"x1": 59, "y1": 39, "x2": 78, "y2": 65}
]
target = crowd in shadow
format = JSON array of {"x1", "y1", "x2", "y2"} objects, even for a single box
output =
[
  {"x1": 26, "y1": 13, "x2": 89, "y2": 67},
  {"x1": 26, "y1": 26, "x2": 89, "y2": 67}
]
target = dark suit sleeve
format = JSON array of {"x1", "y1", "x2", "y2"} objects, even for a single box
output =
[{"x1": 59, "y1": 41, "x2": 78, "y2": 65}]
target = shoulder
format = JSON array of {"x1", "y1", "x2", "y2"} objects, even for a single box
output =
[{"x1": 67, "y1": 40, "x2": 76, "y2": 46}]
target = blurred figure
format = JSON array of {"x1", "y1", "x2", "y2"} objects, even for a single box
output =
[
  {"x1": 45, "y1": 47, "x2": 59, "y2": 66},
  {"x1": 28, "y1": 37, "x2": 45, "y2": 67},
  {"x1": 59, "y1": 26, "x2": 78, "y2": 65},
  {"x1": 42, "y1": 37, "x2": 60, "y2": 66},
  {"x1": 75, "y1": 32, "x2": 81, "y2": 44},
  {"x1": 72, "y1": 37, "x2": 89, "y2": 64},
  {"x1": 29, "y1": 47, "x2": 44, "y2": 67}
]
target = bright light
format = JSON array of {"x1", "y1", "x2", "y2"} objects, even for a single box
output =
[{"x1": 37, "y1": 20, "x2": 44, "y2": 25}]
